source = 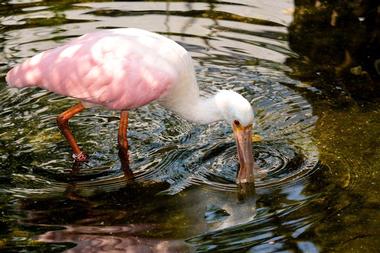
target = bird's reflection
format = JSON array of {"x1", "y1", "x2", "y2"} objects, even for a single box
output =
[
  {"x1": 36, "y1": 225, "x2": 192, "y2": 253},
  {"x1": 67, "y1": 149, "x2": 134, "y2": 181},
  {"x1": 64, "y1": 152, "x2": 134, "y2": 202},
  {"x1": 22, "y1": 155, "x2": 258, "y2": 252},
  {"x1": 202, "y1": 183, "x2": 257, "y2": 231}
]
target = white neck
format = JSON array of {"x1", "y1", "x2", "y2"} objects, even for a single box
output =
[
  {"x1": 171, "y1": 95, "x2": 223, "y2": 124},
  {"x1": 159, "y1": 74, "x2": 223, "y2": 124}
]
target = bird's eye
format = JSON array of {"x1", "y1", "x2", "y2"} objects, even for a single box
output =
[{"x1": 234, "y1": 120, "x2": 240, "y2": 126}]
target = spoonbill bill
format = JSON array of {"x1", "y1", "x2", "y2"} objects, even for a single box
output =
[{"x1": 6, "y1": 28, "x2": 258, "y2": 184}]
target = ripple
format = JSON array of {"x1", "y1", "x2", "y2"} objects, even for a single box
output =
[
  {"x1": 0, "y1": 64, "x2": 319, "y2": 197},
  {"x1": 0, "y1": 1, "x2": 330, "y2": 252},
  {"x1": 0, "y1": 0, "x2": 317, "y2": 219}
]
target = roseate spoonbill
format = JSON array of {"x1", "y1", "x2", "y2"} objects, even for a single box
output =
[{"x1": 6, "y1": 28, "x2": 258, "y2": 184}]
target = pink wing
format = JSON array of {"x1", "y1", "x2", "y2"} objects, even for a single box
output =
[{"x1": 6, "y1": 29, "x2": 180, "y2": 110}]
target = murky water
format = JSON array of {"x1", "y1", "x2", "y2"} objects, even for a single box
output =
[{"x1": 0, "y1": 0, "x2": 379, "y2": 252}]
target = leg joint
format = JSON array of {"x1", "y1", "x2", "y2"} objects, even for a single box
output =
[{"x1": 57, "y1": 114, "x2": 69, "y2": 128}]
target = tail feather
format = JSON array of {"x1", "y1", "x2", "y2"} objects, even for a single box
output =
[{"x1": 6, "y1": 56, "x2": 43, "y2": 88}]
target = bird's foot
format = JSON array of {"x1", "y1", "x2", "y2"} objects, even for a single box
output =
[{"x1": 72, "y1": 152, "x2": 89, "y2": 162}]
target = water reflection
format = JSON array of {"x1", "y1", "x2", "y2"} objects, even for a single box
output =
[
  {"x1": 17, "y1": 171, "x2": 259, "y2": 252},
  {"x1": 5, "y1": 0, "x2": 377, "y2": 252},
  {"x1": 188, "y1": 177, "x2": 325, "y2": 252},
  {"x1": 17, "y1": 173, "x2": 327, "y2": 253},
  {"x1": 36, "y1": 226, "x2": 191, "y2": 253}
]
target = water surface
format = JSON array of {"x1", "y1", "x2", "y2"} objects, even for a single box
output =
[{"x1": 0, "y1": 0, "x2": 379, "y2": 252}]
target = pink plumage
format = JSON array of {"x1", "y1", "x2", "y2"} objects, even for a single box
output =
[
  {"x1": 5, "y1": 28, "x2": 257, "y2": 184},
  {"x1": 6, "y1": 28, "x2": 186, "y2": 110}
]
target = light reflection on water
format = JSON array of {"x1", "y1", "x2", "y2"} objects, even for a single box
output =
[{"x1": 0, "y1": 0, "x2": 339, "y2": 252}]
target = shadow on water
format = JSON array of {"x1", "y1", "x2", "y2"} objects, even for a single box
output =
[
  {"x1": 0, "y1": 0, "x2": 379, "y2": 252},
  {"x1": 282, "y1": 0, "x2": 380, "y2": 252}
]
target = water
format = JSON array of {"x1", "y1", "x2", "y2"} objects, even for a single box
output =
[{"x1": 0, "y1": 1, "x2": 379, "y2": 252}]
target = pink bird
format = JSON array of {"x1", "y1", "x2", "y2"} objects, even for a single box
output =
[{"x1": 6, "y1": 28, "x2": 258, "y2": 184}]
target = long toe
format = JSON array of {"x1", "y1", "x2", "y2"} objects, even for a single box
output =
[{"x1": 72, "y1": 152, "x2": 89, "y2": 162}]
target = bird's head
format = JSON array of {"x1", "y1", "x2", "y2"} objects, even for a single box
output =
[{"x1": 214, "y1": 90, "x2": 256, "y2": 184}]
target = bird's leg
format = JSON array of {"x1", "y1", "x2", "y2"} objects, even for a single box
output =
[
  {"x1": 118, "y1": 111, "x2": 132, "y2": 175},
  {"x1": 57, "y1": 103, "x2": 88, "y2": 162}
]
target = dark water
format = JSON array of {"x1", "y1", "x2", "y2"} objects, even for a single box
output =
[{"x1": 0, "y1": 0, "x2": 379, "y2": 252}]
